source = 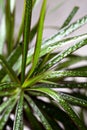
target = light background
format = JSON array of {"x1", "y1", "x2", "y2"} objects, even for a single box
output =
[{"x1": 15, "y1": 0, "x2": 87, "y2": 56}]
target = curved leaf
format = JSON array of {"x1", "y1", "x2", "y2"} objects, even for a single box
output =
[{"x1": 29, "y1": 88, "x2": 87, "y2": 130}]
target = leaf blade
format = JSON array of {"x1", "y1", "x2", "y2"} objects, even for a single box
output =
[
  {"x1": 25, "y1": 94, "x2": 53, "y2": 130},
  {"x1": 13, "y1": 92, "x2": 24, "y2": 130},
  {"x1": 21, "y1": 0, "x2": 32, "y2": 83},
  {"x1": 61, "y1": 6, "x2": 79, "y2": 28},
  {"x1": 29, "y1": 88, "x2": 87, "y2": 130},
  {"x1": 41, "y1": 38, "x2": 87, "y2": 71},
  {"x1": 28, "y1": 0, "x2": 47, "y2": 77}
]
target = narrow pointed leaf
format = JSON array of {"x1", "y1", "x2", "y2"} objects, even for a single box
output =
[
  {"x1": 41, "y1": 38, "x2": 87, "y2": 71},
  {"x1": 5, "y1": 0, "x2": 15, "y2": 54},
  {"x1": 25, "y1": 94, "x2": 53, "y2": 130},
  {"x1": 40, "y1": 33, "x2": 87, "y2": 60},
  {"x1": 37, "y1": 82, "x2": 87, "y2": 89},
  {"x1": 21, "y1": 0, "x2": 32, "y2": 83},
  {"x1": 29, "y1": 88, "x2": 87, "y2": 130},
  {"x1": 13, "y1": 92, "x2": 24, "y2": 130},
  {"x1": 61, "y1": 6, "x2": 79, "y2": 28},
  {"x1": 45, "y1": 70, "x2": 87, "y2": 79},
  {"x1": 28, "y1": 0, "x2": 47, "y2": 78},
  {"x1": 42, "y1": 15, "x2": 87, "y2": 48}
]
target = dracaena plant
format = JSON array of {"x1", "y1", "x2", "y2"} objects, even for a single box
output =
[{"x1": 0, "y1": 0, "x2": 87, "y2": 129}]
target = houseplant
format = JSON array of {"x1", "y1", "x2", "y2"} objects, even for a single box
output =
[{"x1": 0, "y1": 0, "x2": 87, "y2": 129}]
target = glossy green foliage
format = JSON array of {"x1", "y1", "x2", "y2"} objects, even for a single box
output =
[{"x1": 0, "y1": 0, "x2": 87, "y2": 130}]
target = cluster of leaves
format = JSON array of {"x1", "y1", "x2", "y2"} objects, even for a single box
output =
[{"x1": 0, "y1": 0, "x2": 87, "y2": 129}]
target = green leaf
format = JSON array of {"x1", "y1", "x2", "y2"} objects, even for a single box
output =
[
  {"x1": 29, "y1": 88, "x2": 87, "y2": 130},
  {"x1": 24, "y1": 102, "x2": 44, "y2": 130},
  {"x1": 61, "y1": 6, "x2": 79, "y2": 28},
  {"x1": 0, "y1": 82, "x2": 19, "y2": 91},
  {"x1": 0, "y1": 55, "x2": 19, "y2": 83},
  {"x1": 5, "y1": 0, "x2": 15, "y2": 55},
  {"x1": 13, "y1": 92, "x2": 24, "y2": 130},
  {"x1": 41, "y1": 38, "x2": 87, "y2": 71},
  {"x1": 0, "y1": 99, "x2": 16, "y2": 129},
  {"x1": 25, "y1": 94, "x2": 53, "y2": 130},
  {"x1": 28, "y1": 0, "x2": 47, "y2": 78},
  {"x1": 45, "y1": 70, "x2": 87, "y2": 79},
  {"x1": 60, "y1": 92, "x2": 87, "y2": 107},
  {"x1": 37, "y1": 82, "x2": 87, "y2": 89},
  {"x1": 21, "y1": 0, "x2": 32, "y2": 83}
]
